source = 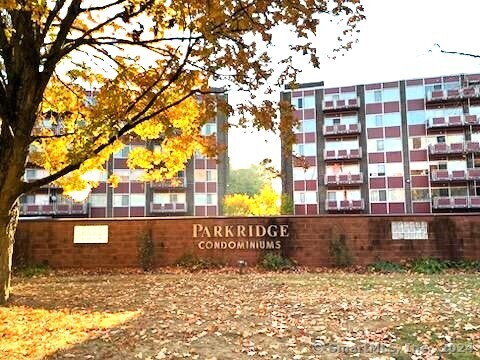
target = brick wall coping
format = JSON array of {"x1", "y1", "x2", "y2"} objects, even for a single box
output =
[{"x1": 18, "y1": 213, "x2": 480, "y2": 223}]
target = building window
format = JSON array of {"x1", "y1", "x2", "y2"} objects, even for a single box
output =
[
  {"x1": 206, "y1": 169, "x2": 217, "y2": 181},
  {"x1": 303, "y1": 96, "x2": 315, "y2": 109},
  {"x1": 327, "y1": 192, "x2": 336, "y2": 201},
  {"x1": 206, "y1": 193, "x2": 217, "y2": 205},
  {"x1": 113, "y1": 169, "x2": 130, "y2": 182},
  {"x1": 411, "y1": 137, "x2": 423, "y2": 150},
  {"x1": 388, "y1": 189, "x2": 405, "y2": 202},
  {"x1": 437, "y1": 135, "x2": 446, "y2": 143},
  {"x1": 411, "y1": 189, "x2": 430, "y2": 201},
  {"x1": 113, "y1": 194, "x2": 129, "y2": 207},
  {"x1": 114, "y1": 145, "x2": 130, "y2": 159},
  {"x1": 391, "y1": 221, "x2": 428, "y2": 240},
  {"x1": 371, "y1": 189, "x2": 387, "y2": 202},
  {"x1": 406, "y1": 85, "x2": 425, "y2": 100},
  {"x1": 376, "y1": 140, "x2": 384, "y2": 151},
  {"x1": 292, "y1": 97, "x2": 303, "y2": 109},
  {"x1": 201, "y1": 123, "x2": 216, "y2": 136},
  {"x1": 407, "y1": 110, "x2": 425, "y2": 125},
  {"x1": 89, "y1": 194, "x2": 107, "y2": 207},
  {"x1": 130, "y1": 194, "x2": 146, "y2": 207}
]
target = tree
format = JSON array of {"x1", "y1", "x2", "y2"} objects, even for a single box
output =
[
  {"x1": 0, "y1": 0, "x2": 364, "y2": 303},
  {"x1": 224, "y1": 185, "x2": 279, "y2": 216},
  {"x1": 227, "y1": 165, "x2": 271, "y2": 196}
]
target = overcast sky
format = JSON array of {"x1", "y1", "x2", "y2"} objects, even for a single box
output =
[{"x1": 227, "y1": 0, "x2": 480, "y2": 170}]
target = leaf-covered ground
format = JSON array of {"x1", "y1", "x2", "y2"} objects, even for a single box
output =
[{"x1": 1, "y1": 270, "x2": 479, "y2": 359}]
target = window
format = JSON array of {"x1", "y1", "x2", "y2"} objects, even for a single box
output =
[
  {"x1": 292, "y1": 97, "x2": 303, "y2": 109},
  {"x1": 130, "y1": 169, "x2": 145, "y2": 181},
  {"x1": 333, "y1": 118, "x2": 341, "y2": 125},
  {"x1": 327, "y1": 192, "x2": 336, "y2": 201},
  {"x1": 113, "y1": 169, "x2": 130, "y2": 182},
  {"x1": 114, "y1": 145, "x2": 130, "y2": 158},
  {"x1": 366, "y1": 114, "x2": 383, "y2": 128},
  {"x1": 294, "y1": 191, "x2": 305, "y2": 204},
  {"x1": 206, "y1": 193, "x2": 217, "y2": 205},
  {"x1": 376, "y1": 140, "x2": 384, "y2": 151},
  {"x1": 383, "y1": 88, "x2": 399, "y2": 102},
  {"x1": 194, "y1": 169, "x2": 206, "y2": 182},
  {"x1": 388, "y1": 189, "x2": 405, "y2": 202},
  {"x1": 130, "y1": 194, "x2": 146, "y2": 207},
  {"x1": 412, "y1": 189, "x2": 430, "y2": 201},
  {"x1": 369, "y1": 164, "x2": 385, "y2": 177},
  {"x1": 74, "y1": 225, "x2": 109, "y2": 244},
  {"x1": 89, "y1": 194, "x2": 107, "y2": 207},
  {"x1": 371, "y1": 189, "x2": 387, "y2": 202},
  {"x1": 385, "y1": 163, "x2": 404, "y2": 176},
  {"x1": 411, "y1": 137, "x2": 423, "y2": 150},
  {"x1": 437, "y1": 135, "x2": 446, "y2": 143},
  {"x1": 406, "y1": 85, "x2": 425, "y2": 100},
  {"x1": 113, "y1": 194, "x2": 129, "y2": 207},
  {"x1": 431, "y1": 188, "x2": 449, "y2": 198},
  {"x1": 384, "y1": 138, "x2": 402, "y2": 151},
  {"x1": 407, "y1": 110, "x2": 425, "y2": 125},
  {"x1": 391, "y1": 221, "x2": 428, "y2": 240},
  {"x1": 206, "y1": 169, "x2": 217, "y2": 181},
  {"x1": 153, "y1": 193, "x2": 170, "y2": 204},
  {"x1": 201, "y1": 123, "x2": 216, "y2": 136},
  {"x1": 302, "y1": 120, "x2": 316, "y2": 133},
  {"x1": 451, "y1": 187, "x2": 468, "y2": 196},
  {"x1": 303, "y1": 96, "x2": 315, "y2": 109},
  {"x1": 293, "y1": 166, "x2": 317, "y2": 180},
  {"x1": 194, "y1": 193, "x2": 207, "y2": 205},
  {"x1": 383, "y1": 112, "x2": 401, "y2": 126}
]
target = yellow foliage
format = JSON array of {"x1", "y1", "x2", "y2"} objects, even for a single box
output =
[{"x1": 224, "y1": 186, "x2": 280, "y2": 216}]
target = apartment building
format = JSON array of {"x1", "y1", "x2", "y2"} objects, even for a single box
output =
[
  {"x1": 281, "y1": 73, "x2": 480, "y2": 214},
  {"x1": 20, "y1": 95, "x2": 228, "y2": 218}
]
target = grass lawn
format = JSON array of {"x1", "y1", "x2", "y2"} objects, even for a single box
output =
[{"x1": 1, "y1": 270, "x2": 479, "y2": 359}]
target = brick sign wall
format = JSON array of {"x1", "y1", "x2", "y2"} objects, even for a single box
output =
[{"x1": 14, "y1": 214, "x2": 480, "y2": 268}]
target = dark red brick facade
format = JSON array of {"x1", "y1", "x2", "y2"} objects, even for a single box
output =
[{"x1": 14, "y1": 215, "x2": 480, "y2": 268}]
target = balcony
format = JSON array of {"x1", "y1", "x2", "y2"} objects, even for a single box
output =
[
  {"x1": 426, "y1": 86, "x2": 480, "y2": 103},
  {"x1": 325, "y1": 173, "x2": 363, "y2": 186},
  {"x1": 150, "y1": 202, "x2": 187, "y2": 213},
  {"x1": 428, "y1": 142, "x2": 480, "y2": 155},
  {"x1": 150, "y1": 177, "x2": 187, "y2": 189},
  {"x1": 324, "y1": 148, "x2": 362, "y2": 161},
  {"x1": 325, "y1": 199, "x2": 365, "y2": 211},
  {"x1": 431, "y1": 170, "x2": 467, "y2": 182},
  {"x1": 322, "y1": 98, "x2": 360, "y2": 112},
  {"x1": 19, "y1": 203, "x2": 88, "y2": 216},
  {"x1": 433, "y1": 196, "x2": 480, "y2": 209},
  {"x1": 467, "y1": 168, "x2": 480, "y2": 180},
  {"x1": 323, "y1": 123, "x2": 361, "y2": 136},
  {"x1": 427, "y1": 115, "x2": 480, "y2": 129}
]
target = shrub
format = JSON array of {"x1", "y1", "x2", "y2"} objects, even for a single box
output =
[
  {"x1": 137, "y1": 231, "x2": 154, "y2": 271},
  {"x1": 329, "y1": 234, "x2": 352, "y2": 267},
  {"x1": 260, "y1": 252, "x2": 292, "y2": 271},
  {"x1": 175, "y1": 253, "x2": 223, "y2": 270},
  {"x1": 369, "y1": 260, "x2": 404, "y2": 273},
  {"x1": 15, "y1": 263, "x2": 50, "y2": 277},
  {"x1": 410, "y1": 257, "x2": 446, "y2": 274},
  {"x1": 280, "y1": 194, "x2": 294, "y2": 215}
]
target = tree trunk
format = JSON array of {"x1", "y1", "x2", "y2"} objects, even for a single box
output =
[{"x1": 0, "y1": 202, "x2": 19, "y2": 305}]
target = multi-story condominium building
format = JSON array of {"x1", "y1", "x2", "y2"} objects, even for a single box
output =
[
  {"x1": 20, "y1": 96, "x2": 229, "y2": 218},
  {"x1": 281, "y1": 73, "x2": 480, "y2": 214}
]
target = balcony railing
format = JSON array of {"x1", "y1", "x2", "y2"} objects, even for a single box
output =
[
  {"x1": 427, "y1": 115, "x2": 480, "y2": 128},
  {"x1": 150, "y1": 202, "x2": 187, "y2": 213},
  {"x1": 426, "y1": 86, "x2": 480, "y2": 102},
  {"x1": 322, "y1": 98, "x2": 360, "y2": 112},
  {"x1": 433, "y1": 196, "x2": 480, "y2": 209},
  {"x1": 428, "y1": 141, "x2": 480, "y2": 155},
  {"x1": 431, "y1": 170, "x2": 467, "y2": 182},
  {"x1": 324, "y1": 148, "x2": 362, "y2": 161},
  {"x1": 19, "y1": 203, "x2": 88, "y2": 216},
  {"x1": 467, "y1": 168, "x2": 480, "y2": 180},
  {"x1": 150, "y1": 177, "x2": 187, "y2": 189},
  {"x1": 323, "y1": 123, "x2": 361, "y2": 136},
  {"x1": 325, "y1": 173, "x2": 363, "y2": 186},
  {"x1": 325, "y1": 199, "x2": 364, "y2": 211}
]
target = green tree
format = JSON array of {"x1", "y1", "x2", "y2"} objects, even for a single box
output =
[
  {"x1": 227, "y1": 165, "x2": 271, "y2": 196},
  {"x1": 0, "y1": 0, "x2": 364, "y2": 303}
]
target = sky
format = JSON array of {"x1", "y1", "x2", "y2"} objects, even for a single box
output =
[{"x1": 227, "y1": 0, "x2": 480, "y2": 170}]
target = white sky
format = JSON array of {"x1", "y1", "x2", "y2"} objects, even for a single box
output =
[{"x1": 227, "y1": 0, "x2": 480, "y2": 170}]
